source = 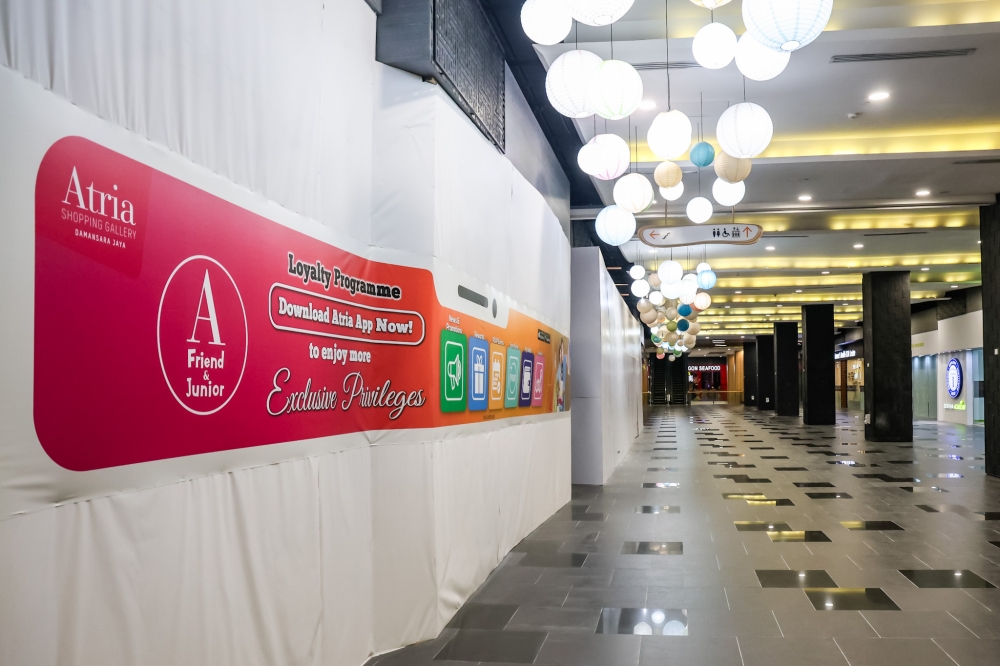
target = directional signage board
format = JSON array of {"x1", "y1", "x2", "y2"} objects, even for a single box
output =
[{"x1": 639, "y1": 223, "x2": 763, "y2": 248}]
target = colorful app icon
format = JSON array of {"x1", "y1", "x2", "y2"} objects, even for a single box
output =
[
  {"x1": 504, "y1": 347, "x2": 521, "y2": 408},
  {"x1": 440, "y1": 330, "x2": 466, "y2": 412},
  {"x1": 468, "y1": 337, "x2": 488, "y2": 411},
  {"x1": 531, "y1": 353, "x2": 545, "y2": 407},
  {"x1": 519, "y1": 351, "x2": 534, "y2": 406},
  {"x1": 489, "y1": 343, "x2": 505, "y2": 410}
]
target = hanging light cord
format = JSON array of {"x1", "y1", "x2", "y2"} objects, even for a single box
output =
[{"x1": 664, "y1": 0, "x2": 671, "y2": 110}]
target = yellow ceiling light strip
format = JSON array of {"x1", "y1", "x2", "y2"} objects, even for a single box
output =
[
  {"x1": 759, "y1": 125, "x2": 1000, "y2": 159},
  {"x1": 707, "y1": 254, "x2": 981, "y2": 270},
  {"x1": 826, "y1": 209, "x2": 979, "y2": 230},
  {"x1": 716, "y1": 275, "x2": 863, "y2": 289}
]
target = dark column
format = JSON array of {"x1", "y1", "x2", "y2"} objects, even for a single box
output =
[
  {"x1": 773, "y1": 322, "x2": 799, "y2": 416},
  {"x1": 862, "y1": 271, "x2": 913, "y2": 442},
  {"x1": 755, "y1": 334, "x2": 775, "y2": 411},
  {"x1": 743, "y1": 341, "x2": 757, "y2": 407},
  {"x1": 802, "y1": 304, "x2": 835, "y2": 424},
  {"x1": 981, "y1": 196, "x2": 1000, "y2": 477}
]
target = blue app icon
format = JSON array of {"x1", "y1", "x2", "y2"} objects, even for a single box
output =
[
  {"x1": 519, "y1": 351, "x2": 534, "y2": 407},
  {"x1": 468, "y1": 337, "x2": 488, "y2": 411}
]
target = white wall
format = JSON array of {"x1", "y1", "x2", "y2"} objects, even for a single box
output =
[
  {"x1": 0, "y1": 1, "x2": 571, "y2": 665},
  {"x1": 570, "y1": 247, "x2": 643, "y2": 485}
]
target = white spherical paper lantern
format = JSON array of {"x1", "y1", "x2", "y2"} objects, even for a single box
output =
[
  {"x1": 570, "y1": 0, "x2": 635, "y2": 26},
  {"x1": 679, "y1": 277, "x2": 699, "y2": 304},
  {"x1": 629, "y1": 264, "x2": 646, "y2": 279},
  {"x1": 660, "y1": 281, "x2": 681, "y2": 300},
  {"x1": 613, "y1": 173, "x2": 654, "y2": 213},
  {"x1": 736, "y1": 32, "x2": 790, "y2": 81},
  {"x1": 660, "y1": 182, "x2": 684, "y2": 201},
  {"x1": 714, "y1": 151, "x2": 752, "y2": 183},
  {"x1": 521, "y1": 0, "x2": 573, "y2": 46},
  {"x1": 713, "y1": 178, "x2": 746, "y2": 206},
  {"x1": 657, "y1": 260, "x2": 684, "y2": 285},
  {"x1": 716, "y1": 102, "x2": 773, "y2": 158},
  {"x1": 743, "y1": 0, "x2": 833, "y2": 52},
  {"x1": 686, "y1": 196, "x2": 714, "y2": 224},
  {"x1": 696, "y1": 262, "x2": 711, "y2": 274},
  {"x1": 692, "y1": 22, "x2": 738, "y2": 70},
  {"x1": 647, "y1": 273, "x2": 662, "y2": 289},
  {"x1": 578, "y1": 134, "x2": 630, "y2": 180},
  {"x1": 654, "y1": 161, "x2": 683, "y2": 188},
  {"x1": 697, "y1": 269, "x2": 718, "y2": 289},
  {"x1": 648, "y1": 290, "x2": 665, "y2": 306},
  {"x1": 636, "y1": 298, "x2": 653, "y2": 313},
  {"x1": 546, "y1": 50, "x2": 602, "y2": 118},
  {"x1": 693, "y1": 292, "x2": 713, "y2": 310},
  {"x1": 647, "y1": 110, "x2": 692, "y2": 160},
  {"x1": 595, "y1": 205, "x2": 637, "y2": 245},
  {"x1": 631, "y1": 278, "x2": 651, "y2": 298},
  {"x1": 589, "y1": 59, "x2": 643, "y2": 120}
]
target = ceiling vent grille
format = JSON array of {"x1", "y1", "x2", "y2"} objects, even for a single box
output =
[
  {"x1": 633, "y1": 61, "x2": 701, "y2": 70},
  {"x1": 830, "y1": 48, "x2": 975, "y2": 63}
]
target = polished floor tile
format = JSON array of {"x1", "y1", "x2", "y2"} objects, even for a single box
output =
[
  {"x1": 898, "y1": 570, "x2": 997, "y2": 589},
  {"x1": 634, "y1": 505, "x2": 680, "y2": 514},
  {"x1": 767, "y1": 530, "x2": 833, "y2": 542},
  {"x1": 434, "y1": 629, "x2": 546, "y2": 663},
  {"x1": 756, "y1": 569, "x2": 839, "y2": 588},
  {"x1": 518, "y1": 553, "x2": 587, "y2": 568},
  {"x1": 373, "y1": 407, "x2": 995, "y2": 666},
  {"x1": 621, "y1": 541, "x2": 683, "y2": 555},
  {"x1": 595, "y1": 607, "x2": 688, "y2": 635},
  {"x1": 841, "y1": 520, "x2": 904, "y2": 531},
  {"x1": 804, "y1": 588, "x2": 901, "y2": 611},
  {"x1": 735, "y1": 521, "x2": 792, "y2": 532}
]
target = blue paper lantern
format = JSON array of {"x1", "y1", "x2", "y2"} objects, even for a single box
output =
[
  {"x1": 690, "y1": 141, "x2": 716, "y2": 168},
  {"x1": 697, "y1": 270, "x2": 718, "y2": 290},
  {"x1": 677, "y1": 319, "x2": 690, "y2": 332},
  {"x1": 677, "y1": 304, "x2": 693, "y2": 317}
]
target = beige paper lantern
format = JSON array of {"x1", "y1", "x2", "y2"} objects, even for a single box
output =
[
  {"x1": 654, "y1": 161, "x2": 683, "y2": 188},
  {"x1": 640, "y1": 309, "x2": 658, "y2": 324},
  {"x1": 714, "y1": 152, "x2": 752, "y2": 184}
]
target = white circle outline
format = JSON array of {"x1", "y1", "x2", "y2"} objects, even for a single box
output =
[{"x1": 157, "y1": 255, "x2": 248, "y2": 416}]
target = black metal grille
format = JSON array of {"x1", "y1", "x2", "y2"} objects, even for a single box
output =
[
  {"x1": 830, "y1": 48, "x2": 975, "y2": 63},
  {"x1": 434, "y1": 0, "x2": 505, "y2": 152}
]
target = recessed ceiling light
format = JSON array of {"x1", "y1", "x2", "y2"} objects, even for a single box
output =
[
  {"x1": 843, "y1": 302, "x2": 849, "y2": 305},
  {"x1": 868, "y1": 91, "x2": 890, "y2": 101},
  {"x1": 951, "y1": 285, "x2": 958, "y2": 288},
  {"x1": 777, "y1": 304, "x2": 783, "y2": 308},
  {"x1": 921, "y1": 267, "x2": 929, "y2": 271},
  {"x1": 725, "y1": 305, "x2": 730, "y2": 308},
  {"x1": 822, "y1": 271, "x2": 830, "y2": 275},
  {"x1": 735, "y1": 290, "x2": 742, "y2": 294},
  {"x1": 853, "y1": 244, "x2": 864, "y2": 249},
  {"x1": 766, "y1": 246, "x2": 775, "y2": 251},
  {"x1": 795, "y1": 289, "x2": 802, "y2": 293},
  {"x1": 638, "y1": 99, "x2": 656, "y2": 110},
  {"x1": 915, "y1": 189, "x2": 930, "y2": 197},
  {"x1": 798, "y1": 194, "x2": 812, "y2": 201},
  {"x1": 978, "y1": 240, "x2": 982, "y2": 244}
]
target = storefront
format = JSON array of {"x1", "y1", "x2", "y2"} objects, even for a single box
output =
[
  {"x1": 911, "y1": 299, "x2": 984, "y2": 424},
  {"x1": 834, "y1": 340, "x2": 864, "y2": 411},
  {"x1": 689, "y1": 360, "x2": 727, "y2": 402}
]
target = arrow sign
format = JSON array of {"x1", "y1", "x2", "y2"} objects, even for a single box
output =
[{"x1": 638, "y1": 223, "x2": 763, "y2": 248}]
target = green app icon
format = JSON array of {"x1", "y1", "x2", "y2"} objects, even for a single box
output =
[
  {"x1": 504, "y1": 347, "x2": 521, "y2": 408},
  {"x1": 440, "y1": 330, "x2": 467, "y2": 412}
]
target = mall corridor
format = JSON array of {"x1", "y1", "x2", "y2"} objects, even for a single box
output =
[{"x1": 373, "y1": 406, "x2": 999, "y2": 666}]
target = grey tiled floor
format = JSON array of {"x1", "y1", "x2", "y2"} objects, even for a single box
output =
[{"x1": 366, "y1": 406, "x2": 1000, "y2": 666}]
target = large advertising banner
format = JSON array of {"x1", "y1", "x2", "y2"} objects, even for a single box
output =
[{"x1": 34, "y1": 137, "x2": 570, "y2": 471}]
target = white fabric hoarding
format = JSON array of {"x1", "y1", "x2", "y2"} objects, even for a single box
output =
[
  {"x1": 570, "y1": 248, "x2": 642, "y2": 484},
  {"x1": 0, "y1": 1, "x2": 572, "y2": 664}
]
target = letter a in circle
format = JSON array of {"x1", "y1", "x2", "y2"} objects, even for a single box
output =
[{"x1": 187, "y1": 270, "x2": 225, "y2": 346}]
